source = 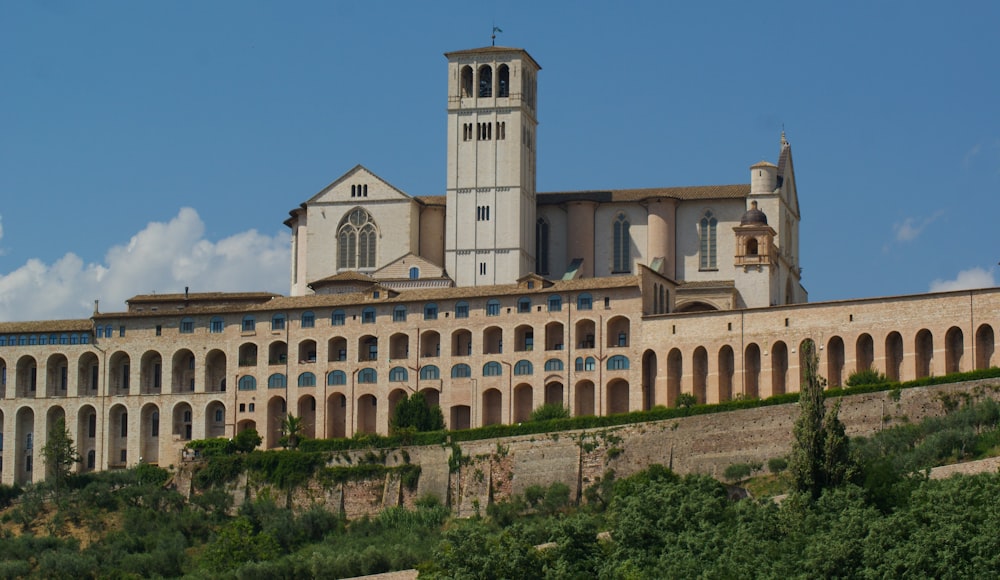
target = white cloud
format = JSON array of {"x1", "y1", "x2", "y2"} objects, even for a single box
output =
[
  {"x1": 892, "y1": 210, "x2": 944, "y2": 243},
  {"x1": 0, "y1": 208, "x2": 290, "y2": 322},
  {"x1": 929, "y1": 267, "x2": 996, "y2": 293}
]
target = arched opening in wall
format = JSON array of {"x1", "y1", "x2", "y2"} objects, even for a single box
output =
[
  {"x1": 387, "y1": 389, "x2": 407, "y2": 424},
  {"x1": 718, "y1": 346, "x2": 734, "y2": 402},
  {"x1": 296, "y1": 395, "x2": 316, "y2": 438},
  {"x1": 545, "y1": 381, "x2": 564, "y2": 407},
  {"x1": 692, "y1": 347, "x2": 708, "y2": 404},
  {"x1": 359, "y1": 335, "x2": 378, "y2": 362},
  {"x1": 109, "y1": 353, "x2": 131, "y2": 396},
  {"x1": 421, "y1": 330, "x2": 441, "y2": 358},
  {"x1": 915, "y1": 329, "x2": 934, "y2": 379},
  {"x1": 514, "y1": 325, "x2": 534, "y2": 352},
  {"x1": 461, "y1": 65, "x2": 473, "y2": 98},
  {"x1": 826, "y1": 336, "x2": 845, "y2": 387},
  {"x1": 140, "y1": 350, "x2": 163, "y2": 394},
  {"x1": 140, "y1": 403, "x2": 160, "y2": 465},
  {"x1": 513, "y1": 384, "x2": 533, "y2": 422},
  {"x1": 607, "y1": 316, "x2": 630, "y2": 348},
  {"x1": 15, "y1": 407, "x2": 35, "y2": 485},
  {"x1": 77, "y1": 352, "x2": 100, "y2": 395},
  {"x1": 298, "y1": 340, "x2": 317, "y2": 364},
  {"x1": 746, "y1": 238, "x2": 759, "y2": 255},
  {"x1": 338, "y1": 208, "x2": 379, "y2": 269},
  {"x1": 945, "y1": 327, "x2": 964, "y2": 374},
  {"x1": 268, "y1": 341, "x2": 288, "y2": 367},
  {"x1": 171, "y1": 349, "x2": 196, "y2": 393},
  {"x1": 0, "y1": 358, "x2": 6, "y2": 399},
  {"x1": 885, "y1": 332, "x2": 904, "y2": 381},
  {"x1": 771, "y1": 341, "x2": 788, "y2": 396},
  {"x1": 607, "y1": 379, "x2": 630, "y2": 415},
  {"x1": 666, "y1": 348, "x2": 682, "y2": 407},
  {"x1": 483, "y1": 326, "x2": 503, "y2": 355},
  {"x1": 327, "y1": 393, "x2": 347, "y2": 438},
  {"x1": 45, "y1": 353, "x2": 69, "y2": 398},
  {"x1": 267, "y1": 397, "x2": 286, "y2": 448},
  {"x1": 77, "y1": 405, "x2": 97, "y2": 473},
  {"x1": 674, "y1": 301, "x2": 719, "y2": 313},
  {"x1": 108, "y1": 404, "x2": 128, "y2": 468},
  {"x1": 451, "y1": 329, "x2": 473, "y2": 357},
  {"x1": 497, "y1": 64, "x2": 509, "y2": 97},
  {"x1": 357, "y1": 395, "x2": 378, "y2": 435},
  {"x1": 450, "y1": 405, "x2": 471, "y2": 431},
  {"x1": 856, "y1": 334, "x2": 875, "y2": 374},
  {"x1": 328, "y1": 336, "x2": 348, "y2": 362},
  {"x1": 389, "y1": 333, "x2": 410, "y2": 360},
  {"x1": 16, "y1": 355, "x2": 38, "y2": 398},
  {"x1": 482, "y1": 389, "x2": 502, "y2": 426},
  {"x1": 478, "y1": 65, "x2": 492, "y2": 97},
  {"x1": 172, "y1": 401, "x2": 194, "y2": 442},
  {"x1": 44, "y1": 406, "x2": 66, "y2": 478},
  {"x1": 237, "y1": 420, "x2": 258, "y2": 439},
  {"x1": 239, "y1": 343, "x2": 258, "y2": 367},
  {"x1": 744, "y1": 344, "x2": 761, "y2": 399},
  {"x1": 797, "y1": 339, "x2": 815, "y2": 391},
  {"x1": 976, "y1": 324, "x2": 995, "y2": 370},
  {"x1": 575, "y1": 319, "x2": 596, "y2": 350},
  {"x1": 575, "y1": 381, "x2": 595, "y2": 416},
  {"x1": 545, "y1": 322, "x2": 565, "y2": 351},
  {"x1": 421, "y1": 388, "x2": 441, "y2": 409},
  {"x1": 641, "y1": 350, "x2": 658, "y2": 410},
  {"x1": 205, "y1": 349, "x2": 227, "y2": 393}
]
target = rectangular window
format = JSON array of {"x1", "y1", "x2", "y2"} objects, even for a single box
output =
[
  {"x1": 393, "y1": 309, "x2": 406, "y2": 322},
  {"x1": 332, "y1": 312, "x2": 345, "y2": 326},
  {"x1": 455, "y1": 304, "x2": 469, "y2": 318},
  {"x1": 120, "y1": 450, "x2": 127, "y2": 464},
  {"x1": 272, "y1": 317, "x2": 285, "y2": 331},
  {"x1": 211, "y1": 319, "x2": 224, "y2": 333},
  {"x1": 486, "y1": 302, "x2": 500, "y2": 316},
  {"x1": 362, "y1": 310, "x2": 376, "y2": 324},
  {"x1": 180, "y1": 320, "x2": 194, "y2": 334},
  {"x1": 479, "y1": 262, "x2": 487, "y2": 276},
  {"x1": 155, "y1": 325, "x2": 162, "y2": 336}
]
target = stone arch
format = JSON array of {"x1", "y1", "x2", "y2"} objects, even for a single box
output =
[
  {"x1": 744, "y1": 343, "x2": 761, "y2": 399},
  {"x1": 140, "y1": 350, "x2": 163, "y2": 394},
  {"x1": 514, "y1": 324, "x2": 534, "y2": 352},
  {"x1": 327, "y1": 393, "x2": 347, "y2": 438},
  {"x1": 268, "y1": 341, "x2": 288, "y2": 366},
  {"x1": 172, "y1": 401, "x2": 194, "y2": 442},
  {"x1": 513, "y1": 384, "x2": 533, "y2": 422},
  {"x1": 885, "y1": 332, "x2": 904, "y2": 381},
  {"x1": 483, "y1": 326, "x2": 503, "y2": 355},
  {"x1": 77, "y1": 404, "x2": 98, "y2": 472},
  {"x1": 16, "y1": 355, "x2": 38, "y2": 398},
  {"x1": 237, "y1": 419, "x2": 258, "y2": 438},
  {"x1": 976, "y1": 324, "x2": 995, "y2": 370},
  {"x1": 328, "y1": 336, "x2": 348, "y2": 362},
  {"x1": 575, "y1": 380, "x2": 595, "y2": 416},
  {"x1": 718, "y1": 345, "x2": 734, "y2": 402},
  {"x1": 357, "y1": 394, "x2": 378, "y2": 434},
  {"x1": 692, "y1": 347, "x2": 708, "y2": 403},
  {"x1": 945, "y1": 326, "x2": 964, "y2": 374},
  {"x1": 297, "y1": 339, "x2": 317, "y2": 364},
  {"x1": 297, "y1": 395, "x2": 316, "y2": 438},
  {"x1": 389, "y1": 332, "x2": 410, "y2": 360},
  {"x1": 45, "y1": 353, "x2": 69, "y2": 398},
  {"x1": 76, "y1": 351, "x2": 100, "y2": 396},
  {"x1": 798, "y1": 339, "x2": 816, "y2": 390},
  {"x1": 171, "y1": 348, "x2": 196, "y2": 393},
  {"x1": 388, "y1": 388, "x2": 408, "y2": 422},
  {"x1": 45, "y1": 405, "x2": 67, "y2": 477},
  {"x1": 607, "y1": 379, "x2": 630, "y2": 414},
  {"x1": 450, "y1": 405, "x2": 471, "y2": 430},
  {"x1": 575, "y1": 319, "x2": 596, "y2": 350},
  {"x1": 15, "y1": 406, "x2": 35, "y2": 485},
  {"x1": 544, "y1": 381, "x2": 564, "y2": 407},
  {"x1": 545, "y1": 321, "x2": 565, "y2": 351},
  {"x1": 856, "y1": 334, "x2": 875, "y2": 374},
  {"x1": 606, "y1": 316, "x2": 630, "y2": 348},
  {"x1": 205, "y1": 349, "x2": 227, "y2": 393},
  {"x1": 451, "y1": 329, "x2": 473, "y2": 357},
  {"x1": 239, "y1": 342, "x2": 258, "y2": 367},
  {"x1": 641, "y1": 350, "x2": 657, "y2": 410},
  {"x1": 674, "y1": 301, "x2": 721, "y2": 313},
  {"x1": 266, "y1": 397, "x2": 286, "y2": 448},
  {"x1": 205, "y1": 401, "x2": 227, "y2": 439},
  {"x1": 420, "y1": 330, "x2": 441, "y2": 358},
  {"x1": 771, "y1": 341, "x2": 788, "y2": 396},
  {"x1": 108, "y1": 403, "x2": 129, "y2": 468},
  {"x1": 666, "y1": 348, "x2": 682, "y2": 407},
  {"x1": 0, "y1": 357, "x2": 6, "y2": 399},
  {"x1": 482, "y1": 389, "x2": 503, "y2": 426},
  {"x1": 915, "y1": 329, "x2": 934, "y2": 379},
  {"x1": 827, "y1": 336, "x2": 845, "y2": 387},
  {"x1": 421, "y1": 388, "x2": 440, "y2": 409},
  {"x1": 359, "y1": 335, "x2": 378, "y2": 362},
  {"x1": 140, "y1": 403, "x2": 160, "y2": 465}
]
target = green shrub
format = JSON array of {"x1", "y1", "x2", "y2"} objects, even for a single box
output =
[
  {"x1": 675, "y1": 393, "x2": 698, "y2": 408},
  {"x1": 530, "y1": 403, "x2": 571, "y2": 422},
  {"x1": 767, "y1": 457, "x2": 788, "y2": 473},
  {"x1": 847, "y1": 367, "x2": 889, "y2": 387},
  {"x1": 723, "y1": 463, "x2": 753, "y2": 481}
]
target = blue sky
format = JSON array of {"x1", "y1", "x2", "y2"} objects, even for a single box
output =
[{"x1": 1, "y1": 1, "x2": 998, "y2": 321}]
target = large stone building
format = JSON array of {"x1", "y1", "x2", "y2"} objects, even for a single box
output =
[{"x1": 0, "y1": 46, "x2": 997, "y2": 485}]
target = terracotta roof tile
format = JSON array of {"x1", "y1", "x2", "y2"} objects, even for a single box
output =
[{"x1": 0, "y1": 319, "x2": 93, "y2": 333}]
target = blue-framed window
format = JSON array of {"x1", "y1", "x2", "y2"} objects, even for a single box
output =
[
  {"x1": 486, "y1": 299, "x2": 501, "y2": 316},
  {"x1": 71, "y1": 334, "x2": 80, "y2": 345},
  {"x1": 298, "y1": 372, "x2": 316, "y2": 387},
  {"x1": 331, "y1": 310, "x2": 346, "y2": 326},
  {"x1": 301, "y1": 311, "x2": 315, "y2": 328},
  {"x1": 104, "y1": 325, "x2": 113, "y2": 338},
  {"x1": 60, "y1": 334, "x2": 69, "y2": 344},
  {"x1": 517, "y1": 297, "x2": 531, "y2": 313},
  {"x1": 0, "y1": 336, "x2": 7, "y2": 347},
  {"x1": 393, "y1": 305, "x2": 407, "y2": 322},
  {"x1": 455, "y1": 301, "x2": 470, "y2": 319},
  {"x1": 577, "y1": 293, "x2": 593, "y2": 310},
  {"x1": 389, "y1": 367, "x2": 408, "y2": 382},
  {"x1": 267, "y1": 373, "x2": 286, "y2": 388},
  {"x1": 547, "y1": 295, "x2": 562, "y2": 312},
  {"x1": 271, "y1": 314, "x2": 286, "y2": 331},
  {"x1": 544, "y1": 359, "x2": 564, "y2": 372},
  {"x1": 327, "y1": 370, "x2": 347, "y2": 386},
  {"x1": 451, "y1": 364, "x2": 472, "y2": 378},
  {"x1": 409, "y1": 266, "x2": 420, "y2": 280},
  {"x1": 424, "y1": 303, "x2": 438, "y2": 320},
  {"x1": 80, "y1": 334, "x2": 90, "y2": 344},
  {"x1": 238, "y1": 376, "x2": 257, "y2": 391},
  {"x1": 358, "y1": 368, "x2": 377, "y2": 384},
  {"x1": 420, "y1": 365, "x2": 440, "y2": 380},
  {"x1": 362, "y1": 307, "x2": 376, "y2": 324},
  {"x1": 514, "y1": 360, "x2": 533, "y2": 375},
  {"x1": 180, "y1": 317, "x2": 194, "y2": 334},
  {"x1": 242, "y1": 316, "x2": 256, "y2": 332},
  {"x1": 607, "y1": 355, "x2": 630, "y2": 370},
  {"x1": 210, "y1": 317, "x2": 224, "y2": 333},
  {"x1": 483, "y1": 362, "x2": 503, "y2": 376}
]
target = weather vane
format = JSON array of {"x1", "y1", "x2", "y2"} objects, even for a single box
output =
[{"x1": 492, "y1": 24, "x2": 502, "y2": 46}]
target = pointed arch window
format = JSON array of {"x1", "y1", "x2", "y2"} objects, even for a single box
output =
[
  {"x1": 498, "y1": 64, "x2": 510, "y2": 97},
  {"x1": 536, "y1": 217, "x2": 550, "y2": 275},
  {"x1": 338, "y1": 208, "x2": 378, "y2": 270},
  {"x1": 613, "y1": 213, "x2": 631, "y2": 273},
  {"x1": 700, "y1": 211, "x2": 718, "y2": 270}
]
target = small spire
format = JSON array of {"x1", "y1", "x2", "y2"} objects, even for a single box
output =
[{"x1": 780, "y1": 126, "x2": 788, "y2": 147}]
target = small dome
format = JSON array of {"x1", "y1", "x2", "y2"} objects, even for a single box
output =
[{"x1": 740, "y1": 201, "x2": 768, "y2": 225}]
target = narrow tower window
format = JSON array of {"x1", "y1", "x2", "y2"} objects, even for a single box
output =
[
  {"x1": 461, "y1": 65, "x2": 474, "y2": 97},
  {"x1": 498, "y1": 64, "x2": 510, "y2": 97},
  {"x1": 478, "y1": 65, "x2": 493, "y2": 97},
  {"x1": 613, "y1": 213, "x2": 631, "y2": 273},
  {"x1": 535, "y1": 217, "x2": 550, "y2": 274},
  {"x1": 700, "y1": 211, "x2": 718, "y2": 270}
]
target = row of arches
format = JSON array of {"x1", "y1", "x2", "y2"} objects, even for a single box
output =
[{"x1": 460, "y1": 63, "x2": 510, "y2": 98}]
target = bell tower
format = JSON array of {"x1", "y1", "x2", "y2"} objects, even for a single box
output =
[{"x1": 444, "y1": 47, "x2": 541, "y2": 287}]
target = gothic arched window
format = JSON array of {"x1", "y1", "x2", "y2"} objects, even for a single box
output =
[
  {"x1": 338, "y1": 208, "x2": 378, "y2": 270},
  {"x1": 613, "y1": 213, "x2": 631, "y2": 273},
  {"x1": 536, "y1": 217, "x2": 550, "y2": 275},
  {"x1": 700, "y1": 211, "x2": 718, "y2": 270}
]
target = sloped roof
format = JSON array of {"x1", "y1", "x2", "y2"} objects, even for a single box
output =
[{"x1": 0, "y1": 319, "x2": 94, "y2": 333}]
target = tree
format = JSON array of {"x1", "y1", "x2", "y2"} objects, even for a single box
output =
[
  {"x1": 280, "y1": 414, "x2": 303, "y2": 450},
  {"x1": 789, "y1": 340, "x2": 856, "y2": 499},
  {"x1": 390, "y1": 392, "x2": 445, "y2": 434},
  {"x1": 233, "y1": 427, "x2": 262, "y2": 453},
  {"x1": 42, "y1": 418, "x2": 81, "y2": 501}
]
